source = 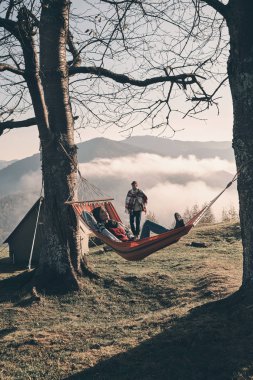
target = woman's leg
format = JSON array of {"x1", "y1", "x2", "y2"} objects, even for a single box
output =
[{"x1": 140, "y1": 220, "x2": 168, "y2": 239}]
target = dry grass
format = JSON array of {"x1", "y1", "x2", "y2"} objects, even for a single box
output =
[{"x1": 1, "y1": 222, "x2": 252, "y2": 380}]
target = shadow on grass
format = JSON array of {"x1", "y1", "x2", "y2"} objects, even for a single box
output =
[
  {"x1": 0, "y1": 257, "x2": 26, "y2": 274},
  {"x1": 0, "y1": 270, "x2": 34, "y2": 303},
  {"x1": 0, "y1": 326, "x2": 18, "y2": 338},
  {"x1": 66, "y1": 291, "x2": 253, "y2": 380}
]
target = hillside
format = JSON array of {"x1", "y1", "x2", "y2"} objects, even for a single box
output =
[
  {"x1": 0, "y1": 159, "x2": 16, "y2": 170},
  {"x1": 0, "y1": 222, "x2": 248, "y2": 380},
  {"x1": 0, "y1": 154, "x2": 41, "y2": 197},
  {"x1": 0, "y1": 137, "x2": 234, "y2": 198},
  {"x1": 0, "y1": 193, "x2": 38, "y2": 242},
  {"x1": 126, "y1": 136, "x2": 234, "y2": 160}
]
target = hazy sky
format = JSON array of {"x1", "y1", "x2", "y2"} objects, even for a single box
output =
[
  {"x1": 0, "y1": 1, "x2": 238, "y2": 236},
  {"x1": 0, "y1": 84, "x2": 233, "y2": 161},
  {"x1": 0, "y1": 1, "x2": 232, "y2": 161}
]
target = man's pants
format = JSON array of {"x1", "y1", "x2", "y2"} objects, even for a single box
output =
[{"x1": 129, "y1": 211, "x2": 142, "y2": 236}]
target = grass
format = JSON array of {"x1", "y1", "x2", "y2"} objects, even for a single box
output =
[{"x1": 1, "y1": 222, "x2": 251, "y2": 380}]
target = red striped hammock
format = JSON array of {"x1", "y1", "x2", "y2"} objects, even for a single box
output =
[
  {"x1": 70, "y1": 200, "x2": 205, "y2": 261},
  {"x1": 67, "y1": 174, "x2": 237, "y2": 261}
]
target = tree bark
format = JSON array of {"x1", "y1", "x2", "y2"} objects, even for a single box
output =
[
  {"x1": 227, "y1": 0, "x2": 253, "y2": 289},
  {"x1": 16, "y1": 7, "x2": 50, "y2": 142},
  {"x1": 33, "y1": 0, "x2": 92, "y2": 292}
]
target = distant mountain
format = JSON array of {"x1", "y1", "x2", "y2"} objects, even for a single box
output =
[
  {"x1": 77, "y1": 137, "x2": 148, "y2": 161},
  {"x1": 0, "y1": 138, "x2": 143, "y2": 197},
  {"x1": 0, "y1": 192, "x2": 38, "y2": 241},
  {"x1": 0, "y1": 154, "x2": 41, "y2": 197},
  {"x1": 0, "y1": 136, "x2": 234, "y2": 198},
  {"x1": 0, "y1": 159, "x2": 16, "y2": 170},
  {"x1": 125, "y1": 136, "x2": 234, "y2": 160}
]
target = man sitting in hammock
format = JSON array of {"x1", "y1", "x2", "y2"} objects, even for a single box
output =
[{"x1": 92, "y1": 206, "x2": 185, "y2": 242}]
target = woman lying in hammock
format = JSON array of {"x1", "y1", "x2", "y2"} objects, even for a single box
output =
[{"x1": 92, "y1": 206, "x2": 185, "y2": 242}]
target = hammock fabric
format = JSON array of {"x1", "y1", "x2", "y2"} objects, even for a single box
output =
[
  {"x1": 70, "y1": 201, "x2": 200, "y2": 261},
  {"x1": 67, "y1": 170, "x2": 237, "y2": 261}
]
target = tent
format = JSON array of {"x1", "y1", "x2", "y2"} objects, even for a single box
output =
[{"x1": 3, "y1": 198, "x2": 90, "y2": 267}]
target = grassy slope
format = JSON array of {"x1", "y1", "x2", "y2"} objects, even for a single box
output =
[{"x1": 1, "y1": 222, "x2": 252, "y2": 380}]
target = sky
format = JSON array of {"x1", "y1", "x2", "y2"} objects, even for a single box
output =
[
  {"x1": 0, "y1": 1, "x2": 239, "y2": 234},
  {"x1": 0, "y1": 84, "x2": 233, "y2": 161},
  {"x1": 0, "y1": 0, "x2": 233, "y2": 161}
]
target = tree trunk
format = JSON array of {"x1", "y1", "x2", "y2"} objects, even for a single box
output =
[
  {"x1": 227, "y1": 0, "x2": 253, "y2": 289},
  {"x1": 33, "y1": 0, "x2": 92, "y2": 292}
]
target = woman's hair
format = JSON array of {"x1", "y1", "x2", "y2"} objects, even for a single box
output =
[{"x1": 92, "y1": 206, "x2": 103, "y2": 223}]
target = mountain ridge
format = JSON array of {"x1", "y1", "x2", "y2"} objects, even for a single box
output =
[{"x1": 0, "y1": 137, "x2": 234, "y2": 198}]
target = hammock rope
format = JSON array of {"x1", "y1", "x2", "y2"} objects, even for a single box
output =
[
  {"x1": 190, "y1": 173, "x2": 238, "y2": 227},
  {"x1": 77, "y1": 176, "x2": 112, "y2": 203}
]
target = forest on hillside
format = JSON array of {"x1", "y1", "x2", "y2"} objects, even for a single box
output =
[{"x1": 0, "y1": 193, "x2": 38, "y2": 241}]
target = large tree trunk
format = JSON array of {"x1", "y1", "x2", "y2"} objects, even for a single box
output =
[
  {"x1": 33, "y1": 0, "x2": 92, "y2": 292},
  {"x1": 227, "y1": 0, "x2": 253, "y2": 289}
]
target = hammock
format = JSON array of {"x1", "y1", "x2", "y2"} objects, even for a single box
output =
[
  {"x1": 70, "y1": 200, "x2": 192, "y2": 261},
  {"x1": 67, "y1": 174, "x2": 236, "y2": 261},
  {"x1": 64, "y1": 155, "x2": 238, "y2": 261},
  {"x1": 25, "y1": 140, "x2": 242, "y2": 266}
]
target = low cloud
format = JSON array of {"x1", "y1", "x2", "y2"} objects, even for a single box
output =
[
  {"x1": 81, "y1": 153, "x2": 236, "y2": 180},
  {"x1": 12, "y1": 153, "x2": 238, "y2": 227},
  {"x1": 79, "y1": 153, "x2": 238, "y2": 225},
  {"x1": 146, "y1": 180, "x2": 238, "y2": 227},
  {"x1": 1, "y1": 152, "x2": 239, "y2": 240},
  {"x1": 19, "y1": 170, "x2": 42, "y2": 193}
]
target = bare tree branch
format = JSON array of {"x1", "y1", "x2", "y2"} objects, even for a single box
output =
[
  {"x1": 67, "y1": 30, "x2": 82, "y2": 67},
  {"x1": 5, "y1": 0, "x2": 15, "y2": 20},
  {"x1": 100, "y1": 0, "x2": 141, "y2": 4},
  {"x1": 201, "y1": 0, "x2": 228, "y2": 17},
  {"x1": 0, "y1": 63, "x2": 24, "y2": 76},
  {"x1": 191, "y1": 75, "x2": 228, "y2": 101},
  {"x1": 69, "y1": 66, "x2": 202, "y2": 87},
  {"x1": 0, "y1": 17, "x2": 20, "y2": 40},
  {"x1": 0, "y1": 114, "x2": 79, "y2": 136},
  {"x1": 0, "y1": 117, "x2": 36, "y2": 136}
]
